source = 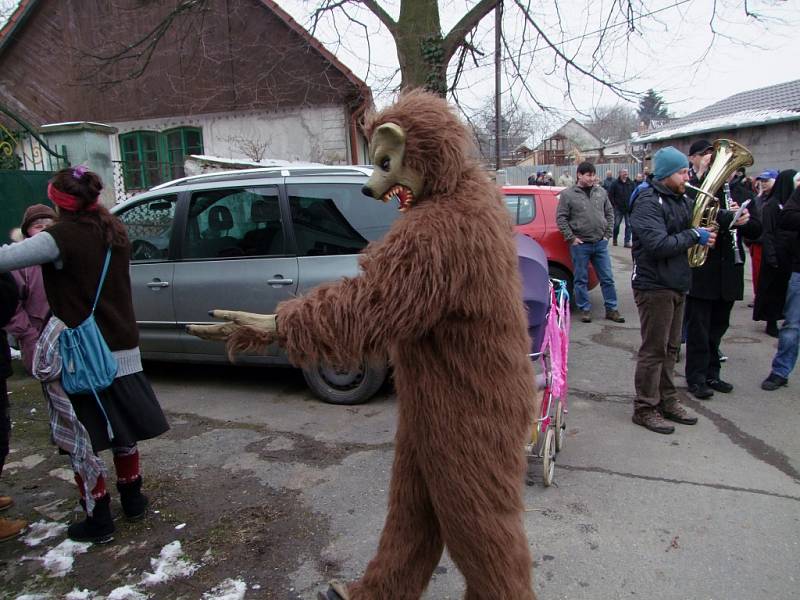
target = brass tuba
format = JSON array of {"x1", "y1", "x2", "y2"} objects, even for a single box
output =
[{"x1": 685, "y1": 139, "x2": 754, "y2": 268}]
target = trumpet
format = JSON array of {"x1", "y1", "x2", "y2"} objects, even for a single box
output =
[{"x1": 685, "y1": 139, "x2": 753, "y2": 268}]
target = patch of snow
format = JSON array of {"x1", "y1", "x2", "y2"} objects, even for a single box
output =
[
  {"x1": 14, "y1": 595, "x2": 53, "y2": 600},
  {"x1": 175, "y1": 523, "x2": 186, "y2": 530},
  {"x1": 188, "y1": 154, "x2": 323, "y2": 168},
  {"x1": 140, "y1": 541, "x2": 200, "y2": 586},
  {"x1": 106, "y1": 586, "x2": 148, "y2": 600},
  {"x1": 22, "y1": 520, "x2": 68, "y2": 546},
  {"x1": 4, "y1": 454, "x2": 46, "y2": 470},
  {"x1": 64, "y1": 589, "x2": 97, "y2": 600},
  {"x1": 202, "y1": 579, "x2": 247, "y2": 600},
  {"x1": 40, "y1": 539, "x2": 91, "y2": 577},
  {"x1": 49, "y1": 467, "x2": 77, "y2": 483}
]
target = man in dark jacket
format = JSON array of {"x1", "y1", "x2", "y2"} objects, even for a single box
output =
[
  {"x1": 629, "y1": 146, "x2": 715, "y2": 434},
  {"x1": 683, "y1": 139, "x2": 762, "y2": 399},
  {"x1": 609, "y1": 169, "x2": 635, "y2": 247},
  {"x1": 761, "y1": 187, "x2": 800, "y2": 390},
  {"x1": 0, "y1": 272, "x2": 26, "y2": 542}
]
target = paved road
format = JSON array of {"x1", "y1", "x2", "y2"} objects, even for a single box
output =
[{"x1": 144, "y1": 244, "x2": 800, "y2": 599}]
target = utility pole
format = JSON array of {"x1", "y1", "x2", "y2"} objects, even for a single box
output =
[{"x1": 494, "y1": 1, "x2": 502, "y2": 172}]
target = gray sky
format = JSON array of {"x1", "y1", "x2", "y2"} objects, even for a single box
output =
[{"x1": 282, "y1": 0, "x2": 799, "y2": 127}]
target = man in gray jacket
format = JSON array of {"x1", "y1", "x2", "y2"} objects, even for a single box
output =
[{"x1": 556, "y1": 161, "x2": 625, "y2": 323}]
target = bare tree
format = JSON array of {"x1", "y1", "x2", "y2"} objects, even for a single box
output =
[
  {"x1": 223, "y1": 132, "x2": 272, "y2": 162},
  {"x1": 467, "y1": 98, "x2": 548, "y2": 167},
  {"x1": 584, "y1": 104, "x2": 639, "y2": 144}
]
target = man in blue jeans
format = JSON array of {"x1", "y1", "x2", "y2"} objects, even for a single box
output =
[
  {"x1": 761, "y1": 186, "x2": 800, "y2": 391},
  {"x1": 556, "y1": 161, "x2": 625, "y2": 323}
]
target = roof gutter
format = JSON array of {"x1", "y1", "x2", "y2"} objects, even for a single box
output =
[{"x1": 636, "y1": 112, "x2": 800, "y2": 144}]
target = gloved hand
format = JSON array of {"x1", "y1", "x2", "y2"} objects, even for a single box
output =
[
  {"x1": 694, "y1": 228, "x2": 712, "y2": 246},
  {"x1": 187, "y1": 310, "x2": 277, "y2": 341}
]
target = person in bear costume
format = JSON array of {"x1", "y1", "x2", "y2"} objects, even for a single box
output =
[{"x1": 189, "y1": 89, "x2": 539, "y2": 600}]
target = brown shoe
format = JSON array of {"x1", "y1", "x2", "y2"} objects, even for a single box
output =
[
  {"x1": 580, "y1": 310, "x2": 592, "y2": 323},
  {"x1": 605, "y1": 309, "x2": 625, "y2": 323},
  {"x1": 0, "y1": 496, "x2": 12, "y2": 512},
  {"x1": 0, "y1": 517, "x2": 28, "y2": 542},
  {"x1": 661, "y1": 402, "x2": 698, "y2": 425},
  {"x1": 632, "y1": 408, "x2": 675, "y2": 434}
]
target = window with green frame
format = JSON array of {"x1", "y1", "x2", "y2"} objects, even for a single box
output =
[{"x1": 119, "y1": 127, "x2": 203, "y2": 190}]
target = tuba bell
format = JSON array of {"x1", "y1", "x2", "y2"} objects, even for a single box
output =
[{"x1": 685, "y1": 139, "x2": 754, "y2": 268}]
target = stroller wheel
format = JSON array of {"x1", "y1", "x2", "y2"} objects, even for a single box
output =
[
  {"x1": 542, "y1": 428, "x2": 556, "y2": 487},
  {"x1": 555, "y1": 398, "x2": 566, "y2": 452}
]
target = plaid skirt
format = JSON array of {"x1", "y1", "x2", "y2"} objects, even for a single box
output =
[{"x1": 69, "y1": 371, "x2": 169, "y2": 452}]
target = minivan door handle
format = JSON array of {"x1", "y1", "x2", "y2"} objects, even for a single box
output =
[
  {"x1": 267, "y1": 277, "x2": 294, "y2": 287},
  {"x1": 146, "y1": 280, "x2": 170, "y2": 288}
]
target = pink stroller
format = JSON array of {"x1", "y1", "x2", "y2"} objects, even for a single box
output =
[{"x1": 516, "y1": 234, "x2": 570, "y2": 486}]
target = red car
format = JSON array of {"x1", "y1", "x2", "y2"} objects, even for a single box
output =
[{"x1": 503, "y1": 185, "x2": 599, "y2": 297}]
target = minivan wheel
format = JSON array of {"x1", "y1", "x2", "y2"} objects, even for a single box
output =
[{"x1": 302, "y1": 361, "x2": 388, "y2": 405}]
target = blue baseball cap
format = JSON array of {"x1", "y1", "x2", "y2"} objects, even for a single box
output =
[{"x1": 756, "y1": 169, "x2": 778, "y2": 181}]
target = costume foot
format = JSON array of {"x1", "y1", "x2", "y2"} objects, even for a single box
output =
[{"x1": 317, "y1": 580, "x2": 350, "y2": 600}]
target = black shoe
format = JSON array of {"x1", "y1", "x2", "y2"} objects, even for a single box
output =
[
  {"x1": 761, "y1": 373, "x2": 788, "y2": 391},
  {"x1": 766, "y1": 321, "x2": 779, "y2": 338},
  {"x1": 688, "y1": 383, "x2": 714, "y2": 399},
  {"x1": 706, "y1": 378, "x2": 733, "y2": 393},
  {"x1": 68, "y1": 493, "x2": 115, "y2": 544},
  {"x1": 117, "y1": 476, "x2": 148, "y2": 521}
]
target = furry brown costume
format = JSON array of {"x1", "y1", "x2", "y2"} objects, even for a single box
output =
[{"x1": 190, "y1": 90, "x2": 538, "y2": 599}]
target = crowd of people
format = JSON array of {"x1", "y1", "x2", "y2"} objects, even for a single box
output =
[
  {"x1": 551, "y1": 140, "x2": 799, "y2": 434},
  {"x1": 0, "y1": 167, "x2": 169, "y2": 543}
]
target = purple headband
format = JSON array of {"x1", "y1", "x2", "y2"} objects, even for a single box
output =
[{"x1": 71, "y1": 165, "x2": 89, "y2": 180}]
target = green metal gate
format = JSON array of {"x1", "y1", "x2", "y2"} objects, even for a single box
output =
[{"x1": 0, "y1": 104, "x2": 69, "y2": 242}]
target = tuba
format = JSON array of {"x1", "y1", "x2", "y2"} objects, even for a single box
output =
[{"x1": 685, "y1": 139, "x2": 753, "y2": 268}]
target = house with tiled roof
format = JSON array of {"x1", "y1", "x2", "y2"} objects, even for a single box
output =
[
  {"x1": 634, "y1": 79, "x2": 800, "y2": 173},
  {"x1": 0, "y1": 0, "x2": 372, "y2": 200}
]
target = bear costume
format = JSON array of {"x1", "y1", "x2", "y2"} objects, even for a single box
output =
[{"x1": 189, "y1": 89, "x2": 538, "y2": 599}]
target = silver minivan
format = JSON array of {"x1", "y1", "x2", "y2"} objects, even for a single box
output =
[{"x1": 111, "y1": 166, "x2": 398, "y2": 404}]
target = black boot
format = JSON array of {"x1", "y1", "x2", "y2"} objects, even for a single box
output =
[
  {"x1": 68, "y1": 493, "x2": 115, "y2": 544},
  {"x1": 117, "y1": 476, "x2": 149, "y2": 521}
]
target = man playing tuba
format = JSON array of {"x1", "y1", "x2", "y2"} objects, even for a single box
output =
[{"x1": 683, "y1": 139, "x2": 761, "y2": 399}]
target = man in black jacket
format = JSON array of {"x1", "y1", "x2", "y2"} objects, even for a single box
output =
[
  {"x1": 0, "y1": 272, "x2": 26, "y2": 542},
  {"x1": 629, "y1": 147, "x2": 714, "y2": 434},
  {"x1": 683, "y1": 139, "x2": 762, "y2": 399},
  {"x1": 761, "y1": 187, "x2": 800, "y2": 390},
  {"x1": 609, "y1": 169, "x2": 635, "y2": 247}
]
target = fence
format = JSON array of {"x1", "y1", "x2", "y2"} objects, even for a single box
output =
[{"x1": 500, "y1": 162, "x2": 643, "y2": 186}]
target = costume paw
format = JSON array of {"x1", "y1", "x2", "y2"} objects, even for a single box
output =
[{"x1": 186, "y1": 309, "x2": 277, "y2": 341}]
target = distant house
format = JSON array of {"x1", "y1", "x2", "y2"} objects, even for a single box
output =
[
  {"x1": 634, "y1": 79, "x2": 800, "y2": 173},
  {"x1": 0, "y1": 0, "x2": 372, "y2": 199},
  {"x1": 517, "y1": 119, "x2": 603, "y2": 167}
]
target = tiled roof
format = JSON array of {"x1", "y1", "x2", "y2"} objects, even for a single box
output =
[{"x1": 637, "y1": 79, "x2": 800, "y2": 143}]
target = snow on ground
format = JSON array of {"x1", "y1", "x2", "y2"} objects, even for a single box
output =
[
  {"x1": 39, "y1": 539, "x2": 91, "y2": 577},
  {"x1": 106, "y1": 586, "x2": 148, "y2": 600},
  {"x1": 64, "y1": 590, "x2": 98, "y2": 600},
  {"x1": 140, "y1": 540, "x2": 199, "y2": 586},
  {"x1": 14, "y1": 594, "x2": 53, "y2": 600},
  {"x1": 3, "y1": 453, "x2": 46, "y2": 471},
  {"x1": 22, "y1": 520, "x2": 68, "y2": 547},
  {"x1": 201, "y1": 578, "x2": 247, "y2": 600}
]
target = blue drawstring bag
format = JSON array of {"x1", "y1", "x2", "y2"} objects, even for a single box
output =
[{"x1": 60, "y1": 248, "x2": 118, "y2": 439}]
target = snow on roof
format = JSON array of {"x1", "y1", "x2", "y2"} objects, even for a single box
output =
[
  {"x1": 636, "y1": 108, "x2": 800, "y2": 143},
  {"x1": 188, "y1": 154, "x2": 324, "y2": 168}
]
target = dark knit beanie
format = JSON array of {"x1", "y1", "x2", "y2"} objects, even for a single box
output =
[
  {"x1": 21, "y1": 203, "x2": 56, "y2": 237},
  {"x1": 653, "y1": 147, "x2": 689, "y2": 181}
]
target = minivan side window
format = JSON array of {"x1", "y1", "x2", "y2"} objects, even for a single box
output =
[
  {"x1": 183, "y1": 187, "x2": 284, "y2": 259},
  {"x1": 504, "y1": 194, "x2": 536, "y2": 225},
  {"x1": 116, "y1": 195, "x2": 177, "y2": 261},
  {"x1": 288, "y1": 183, "x2": 399, "y2": 256}
]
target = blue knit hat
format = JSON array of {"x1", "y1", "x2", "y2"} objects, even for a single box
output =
[{"x1": 653, "y1": 146, "x2": 689, "y2": 181}]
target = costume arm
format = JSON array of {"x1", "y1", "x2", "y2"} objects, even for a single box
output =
[
  {"x1": 274, "y1": 225, "x2": 461, "y2": 369},
  {"x1": 555, "y1": 193, "x2": 574, "y2": 242},
  {"x1": 0, "y1": 233, "x2": 60, "y2": 272},
  {"x1": 630, "y1": 196, "x2": 698, "y2": 259}
]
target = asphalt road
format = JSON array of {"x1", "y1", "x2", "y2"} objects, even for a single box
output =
[{"x1": 143, "y1": 243, "x2": 800, "y2": 600}]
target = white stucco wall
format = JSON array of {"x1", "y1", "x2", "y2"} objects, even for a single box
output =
[{"x1": 107, "y1": 105, "x2": 350, "y2": 164}]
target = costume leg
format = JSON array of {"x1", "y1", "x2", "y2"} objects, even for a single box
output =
[
  {"x1": 570, "y1": 243, "x2": 592, "y2": 311},
  {"x1": 590, "y1": 240, "x2": 618, "y2": 310},
  {"x1": 349, "y1": 428, "x2": 443, "y2": 600},
  {"x1": 684, "y1": 296, "x2": 712, "y2": 386}
]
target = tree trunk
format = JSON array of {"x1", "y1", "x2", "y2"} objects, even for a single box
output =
[{"x1": 395, "y1": 0, "x2": 446, "y2": 95}]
